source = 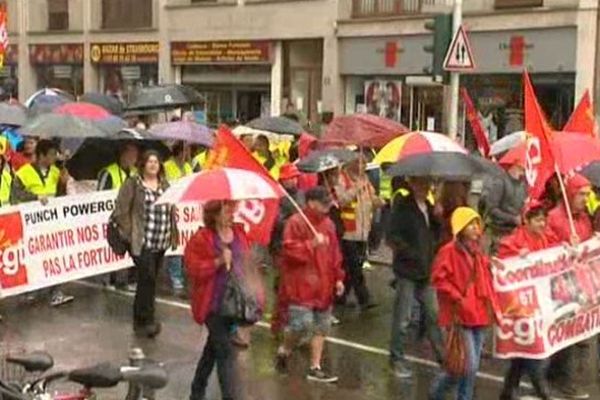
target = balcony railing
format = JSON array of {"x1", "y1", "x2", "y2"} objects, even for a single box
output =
[{"x1": 351, "y1": 0, "x2": 423, "y2": 17}]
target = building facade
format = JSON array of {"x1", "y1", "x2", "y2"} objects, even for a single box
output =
[{"x1": 3, "y1": 0, "x2": 599, "y2": 134}]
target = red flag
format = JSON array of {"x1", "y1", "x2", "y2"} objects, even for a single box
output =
[
  {"x1": 563, "y1": 90, "x2": 598, "y2": 136},
  {"x1": 205, "y1": 126, "x2": 279, "y2": 245},
  {"x1": 523, "y1": 71, "x2": 555, "y2": 199},
  {"x1": 461, "y1": 88, "x2": 490, "y2": 158},
  {"x1": 0, "y1": 6, "x2": 8, "y2": 68}
]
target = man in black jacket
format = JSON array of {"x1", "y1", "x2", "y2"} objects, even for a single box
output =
[{"x1": 387, "y1": 177, "x2": 443, "y2": 379}]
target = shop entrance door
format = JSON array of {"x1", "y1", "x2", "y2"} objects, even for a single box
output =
[
  {"x1": 404, "y1": 78, "x2": 444, "y2": 132},
  {"x1": 237, "y1": 90, "x2": 269, "y2": 123}
]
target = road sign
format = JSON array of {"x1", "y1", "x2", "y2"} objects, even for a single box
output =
[{"x1": 443, "y1": 24, "x2": 475, "y2": 72}]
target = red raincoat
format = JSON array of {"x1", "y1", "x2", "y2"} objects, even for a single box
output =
[
  {"x1": 280, "y1": 208, "x2": 344, "y2": 310},
  {"x1": 431, "y1": 240, "x2": 501, "y2": 327},
  {"x1": 184, "y1": 224, "x2": 250, "y2": 325},
  {"x1": 547, "y1": 203, "x2": 592, "y2": 244},
  {"x1": 497, "y1": 226, "x2": 558, "y2": 259}
]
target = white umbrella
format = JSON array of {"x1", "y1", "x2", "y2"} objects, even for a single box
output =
[{"x1": 489, "y1": 131, "x2": 526, "y2": 157}]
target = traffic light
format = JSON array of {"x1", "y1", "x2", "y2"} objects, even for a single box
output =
[{"x1": 423, "y1": 14, "x2": 453, "y2": 80}]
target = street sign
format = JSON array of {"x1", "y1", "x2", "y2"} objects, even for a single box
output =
[{"x1": 443, "y1": 25, "x2": 475, "y2": 72}]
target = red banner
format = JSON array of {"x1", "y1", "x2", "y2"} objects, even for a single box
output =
[
  {"x1": 523, "y1": 71, "x2": 555, "y2": 199},
  {"x1": 563, "y1": 90, "x2": 598, "y2": 137},
  {"x1": 461, "y1": 88, "x2": 490, "y2": 158},
  {"x1": 206, "y1": 126, "x2": 279, "y2": 246}
]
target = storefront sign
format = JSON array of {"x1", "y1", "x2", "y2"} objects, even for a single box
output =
[
  {"x1": 171, "y1": 41, "x2": 271, "y2": 65},
  {"x1": 493, "y1": 237, "x2": 600, "y2": 359},
  {"x1": 90, "y1": 42, "x2": 159, "y2": 65},
  {"x1": 339, "y1": 27, "x2": 576, "y2": 75},
  {"x1": 29, "y1": 43, "x2": 83, "y2": 65}
]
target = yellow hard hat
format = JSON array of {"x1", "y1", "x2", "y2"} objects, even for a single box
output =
[{"x1": 451, "y1": 207, "x2": 481, "y2": 236}]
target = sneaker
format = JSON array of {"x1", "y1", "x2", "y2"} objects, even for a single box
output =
[
  {"x1": 330, "y1": 316, "x2": 341, "y2": 326},
  {"x1": 126, "y1": 283, "x2": 137, "y2": 293},
  {"x1": 306, "y1": 367, "x2": 338, "y2": 383},
  {"x1": 552, "y1": 385, "x2": 590, "y2": 399},
  {"x1": 362, "y1": 260, "x2": 374, "y2": 271},
  {"x1": 50, "y1": 291, "x2": 74, "y2": 307},
  {"x1": 391, "y1": 361, "x2": 413, "y2": 379}
]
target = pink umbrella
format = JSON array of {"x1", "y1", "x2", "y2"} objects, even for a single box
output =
[
  {"x1": 54, "y1": 102, "x2": 112, "y2": 120},
  {"x1": 157, "y1": 167, "x2": 285, "y2": 204}
]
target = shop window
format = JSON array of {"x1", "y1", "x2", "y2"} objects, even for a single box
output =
[
  {"x1": 48, "y1": 0, "x2": 68, "y2": 31},
  {"x1": 495, "y1": 0, "x2": 543, "y2": 8},
  {"x1": 102, "y1": 0, "x2": 153, "y2": 29}
]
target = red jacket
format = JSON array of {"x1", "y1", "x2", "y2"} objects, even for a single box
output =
[
  {"x1": 280, "y1": 208, "x2": 344, "y2": 310},
  {"x1": 431, "y1": 240, "x2": 501, "y2": 327},
  {"x1": 497, "y1": 226, "x2": 558, "y2": 259},
  {"x1": 184, "y1": 224, "x2": 250, "y2": 325},
  {"x1": 547, "y1": 203, "x2": 592, "y2": 243}
]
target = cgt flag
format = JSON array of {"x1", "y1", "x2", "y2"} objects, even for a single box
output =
[
  {"x1": 205, "y1": 126, "x2": 279, "y2": 245},
  {"x1": 461, "y1": 88, "x2": 490, "y2": 158},
  {"x1": 563, "y1": 90, "x2": 598, "y2": 137},
  {"x1": 0, "y1": 211, "x2": 27, "y2": 289},
  {"x1": 523, "y1": 71, "x2": 555, "y2": 199}
]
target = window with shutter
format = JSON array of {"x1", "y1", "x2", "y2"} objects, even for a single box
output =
[
  {"x1": 48, "y1": 0, "x2": 68, "y2": 30},
  {"x1": 495, "y1": 0, "x2": 543, "y2": 8},
  {"x1": 102, "y1": 0, "x2": 152, "y2": 29}
]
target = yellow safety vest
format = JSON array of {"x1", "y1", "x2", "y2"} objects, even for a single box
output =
[
  {"x1": 164, "y1": 158, "x2": 193, "y2": 183},
  {"x1": 253, "y1": 152, "x2": 281, "y2": 180},
  {"x1": 192, "y1": 151, "x2": 208, "y2": 172},
  {"x1": 587, "y1": 191, "x2": 600, "y2": 216},
  {"x1": 0, "y1": 167, "x2": 11, "y2": 207},
  {"x1": 102, "y1": 163, "x2": 137, "y2": 190},
  {"x1": 380, "y1": 173, "x2": 392, "y2": 201},
  {"x1": 15, "y1": 163, "x2": 60, "y2": 197}
]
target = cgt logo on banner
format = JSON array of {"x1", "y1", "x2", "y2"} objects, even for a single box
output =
[
  {"x1": 492, "y1": 237, "x2": 600, "y2": 359},
  {"x1": 0, "y1": 211, "x2": 27, "y2": 289}
]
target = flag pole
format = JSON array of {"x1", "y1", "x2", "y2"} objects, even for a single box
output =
[
  {"x1": 282, "y1": 186, "x2": 319, "y2": 237},
  {"x1": 553, "y1": 164, "x2": 577, "y2": 239}
]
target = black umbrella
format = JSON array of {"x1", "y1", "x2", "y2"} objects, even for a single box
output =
[
  {"x1": 66, "y1": 130, "x2": 169, "y2": 181},
  {"x1": 386, "y1": 153, "x2": 501, "y2": 181},
  {"x1": 0, "y1": 103, "x2": 27, "y2": 126},
  {"x1": 297, "y1": 148, "x2": 358, "y2": 173},
  {"x1": 581, "y1": 161, "x2": 600, "y2": 187},
  {"x1": 19, "y1": 114, "x2": 126, "y2": 139},
  {"x1": 80, "y1": 93, "x2": 124, "y2": 115},
  {"x1": 126, "y1": 84, "x2": 204, "y2": 111},
  {"x1": 246, "y1": 116, "x2": 304, "y2": 136}
]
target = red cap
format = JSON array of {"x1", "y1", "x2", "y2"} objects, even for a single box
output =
[{"x1": 279, "y1": 163, "x2": 300, "y2": 181}]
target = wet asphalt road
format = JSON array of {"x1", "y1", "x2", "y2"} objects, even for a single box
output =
[{"x1": 2, "y1": 262, "x2": 600, "y2": 400}]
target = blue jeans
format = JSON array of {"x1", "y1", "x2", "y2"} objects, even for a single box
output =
[
  {"x1": 430, "y1": 326, "x2": 486, "y2": 400},
  {"x1": 166, "y1": 256, "x2": 184, "y2": 290},
  {"x1": 390, "y1": 278, "x2": 444, "y2": 364}
]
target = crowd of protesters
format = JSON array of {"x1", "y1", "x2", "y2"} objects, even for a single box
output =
[{"x1": 4, "y1": 114, "x2": 600, "y2": 400}]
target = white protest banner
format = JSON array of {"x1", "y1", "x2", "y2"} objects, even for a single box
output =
[
  {"x1": 0, "y1": 190, "x2": 204, "y2": 298},
  {"x1": 493, "y1": 236, "x2": 600, "y2": 359}
]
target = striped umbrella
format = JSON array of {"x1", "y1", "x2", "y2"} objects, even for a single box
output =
[{"x1": 373, "y1": 131, "x2": 467, "y2": 165}]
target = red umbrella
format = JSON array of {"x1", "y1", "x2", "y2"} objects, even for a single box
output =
[
  {"x1": 321, "y1": 114, "x2": 408, "y2": 148},
  {"x1": 54, "y1": 102, "x2": 112, "y2": 120},
  {"x1": 157, "y1": 168, "x2": 284, "y2": 204}
]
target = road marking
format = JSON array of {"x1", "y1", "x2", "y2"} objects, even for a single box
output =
[{"x1": 75, "y1": 281, "x2": 507, "y2": 385}]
